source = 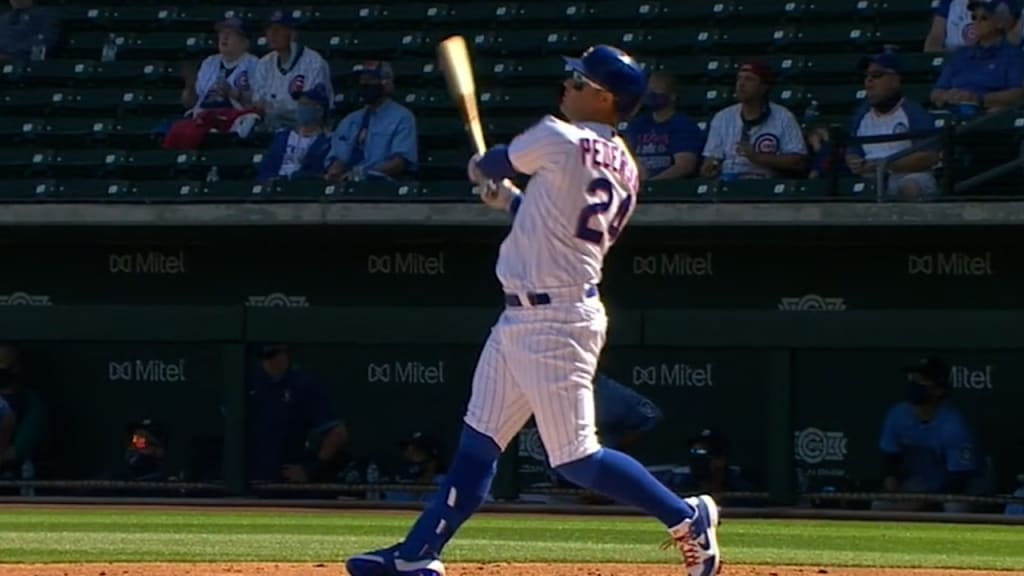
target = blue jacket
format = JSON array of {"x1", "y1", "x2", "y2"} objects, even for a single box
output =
[{"x1": 257, "y1": 129, "x2": 332, "y2": 182}]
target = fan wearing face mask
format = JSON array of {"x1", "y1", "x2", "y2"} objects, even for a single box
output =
[
  {"x1": 877, "y1": 356, "x2": 979, "y2": 511},
  {"x1": 256, "y1": 83, "x2": 333, "y2": 182},
  {"x1": 623, "y1": 71, "x2": 705, "y2": 181},
  {"x1": 324, "y1": 61, "x2": 418, "y2": 183}
]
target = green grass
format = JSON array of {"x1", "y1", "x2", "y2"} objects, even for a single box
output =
[{"x1": 0, "y1": 509, "x2": 1022, "y2": 570}]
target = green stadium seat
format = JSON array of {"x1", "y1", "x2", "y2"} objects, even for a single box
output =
[
  {"x1": 658, "y1": 55, "x2": 732, "y2": 82},
  {"x1": 263, "y1": 31, "x2": 348, "y2": 56},
  {"x1": 348, "y1": 31, "x2": 428, "y2": 57},
  {"x1": 795, "y1": 178, "x2": 834, "y2": 198},
  {"x1": 0, "y1": 118, "x2": 42, "y2": 143},
  {"x1": 94, "y1": 61, "x2": 171, "y2": 83},
  {"x1": 643, "y1": 179, "x2": 716, "y2": 201},
  {"x1": 204, "y1": 180, "x2": 276, "y2": 200},
  {"x1": 676, "y1": 85, "x2": 732, "y2": 114},
  {"x1": 51, "y1": 148, "x2": 125, "y2": 177},
  {"x1": 277, "y1": 179, "x2": 332, "y2": 199},
  {"x1": 58, "y1": 178, "x2": 135, "y2": 200},
  {"x1": 343, "y1": 179, "x2": 421, "y2": 201},
  {"x1": 40, "y1": 118, "x2": 111, "y2": 144},
  {"x1": 478, "y1": 57, "x2": 567, "y2": 83},
  {"x1": 636, "y1": 28, "x2": 709, "y2": 52},
  {"x1": 59, "y1": 5, "x2": 110, "y2": 27},
  {"x1": 786, "y1": 23, "x2": 871, "y2": 50},
  {"x1": 310, "y1": 4, "x2": 383, "y2": 26},
  {"x1": 801, "y1": 0, "x2": 877, "y2": 20},
  {"x1": 423, "y1": 148, "x2": 469, "y2": 174},
  {"x1": 124, "y1": 150, "x2": 196, "y2": 178},
  {"x1": 0, "y1": 149, "x2": 53, "y2": 177},
  {"x1": 397, "y1": 88, "x2": 447, "y2": 112},
  {"x1": 130, "y1": 89, "x2": 185, "y2": 114},
  {"x1": 875, "y1": 0, "x2": 930, "y2": 18},
  {"x1": 17, "y1": 60, "x2": 94, "y2": 83},
  {"x1": 418, "y1": 117, "x2": 460, "y2": 142},
  {"x1": 898, "y1": 53, "x2": 947, "y2": 81},
  {"x1": 717, "y1": 179, "x2": 800, "y2": 201},
  {"x1": 570, "y1": 2, "x2": 665, "y2": 25},
  {"x1": 871, "y1": 22, "x2": 928, "y2": 47},
  {"x1": 661, "y1": 0, "x2": 733, "y2": 24},
  {"x1": 0, "y1": 179, "x2": 60, "y2": 200},
  {"x1": 133, "y1": 180, "x2": 206, "y2": 201},
  {"x1": 805, "y1": 84, "x2": 864, "y2": 112},
  {"x1": 478, "y1": 87, "x2": 555, "y2": 112},
  {"x1": 472, "y1": 29, "x2": 572, "y2": 56},
  {"x1": 488, "y1": 116, "x2": 534, "y2": 140},
  {"x1": 386, "y1": 58, "x2": 440, "y2": 85},
  {"x1": 418, "y1": 179, "x2": 475, "y2": 200},
  {"x1": 0, "y1": 89, "x2": 63, "y2": 113},
  {"x1": 836, "y1": 177, "x2": 878, "y2": 199},
  {"x1": 173, "y1": 5, "x2": 244, "y2": 25},
  {"x1": 106, "y1": 6, "x2": 180, "y2": 26},
  {"x1": 110, "y1": 117, "x2": 165, "y2": 145},
  {"x1": 731, "y1": 0, "x2": 805, "y2": 19},
  {"x1": 802, "y1": 53, "x2": 864, "y2": 79}
]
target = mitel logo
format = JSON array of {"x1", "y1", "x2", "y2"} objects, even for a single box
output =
[
  {"x1": 0, "y1": 292, "x2": 52, "y2": 306},
  {"x1": 949, "y1": 364, "x2": 994, "y2": 390},
  {"x1": 366, "y1": 361, "x2": 446, "y2": 384},
  {"x1": 632, "y1": 251, "x2": 713, "y2": 277},
  {"x1": 108, "y1": 359, "x2": 188, "y2": 383},
  {"x1": 778, "y1": 294, "x2": 846, "y2": 311},
  {"x1": 907, "y1": 252, "x2": 993, "y2": 276},
  {"x1": 632, "y1": 363, "x2": 713, "y2": 387},
  {"x1": 246, "y1": 293, "x2": 309, "y2": 307},
  {"x1": 367, "y1": 252, "x2": 446, "y2": 276},
  {"x1": 518, "y1": 427, "x2": 547, "y2": 463},
  {"x1": 108, "y1": 250, "x2": 186, "y2": 275},
  {"x1": 794, "y1": 427, "x2": 848, "y2": 465}
]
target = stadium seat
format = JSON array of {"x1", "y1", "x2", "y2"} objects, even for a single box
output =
[
  {"x1": 58, "y1": 178, "x2": 135, "y2": 200},
  {"x1": 717, "y1": 179, "x2": 801, "y2": 201},
  {"x1": 343, "y1": 179, "x2": 422, "y2": 201},
  {"x1": 0, "y1": 179, "x2": 60, "y2": 200},
  {"x1": 568, "y1": 2, "x2": 666, "y2": 25},
  {"x1": 278, "y1": 179, "x2": 332, "y2": 199},
  {"x1": 418, "y1": 179, "x2": 476, "y2": 200},
  {"x1": 106, "y1": 6, "x2": 181, "y2": 26},
  {"x1": 801, "y1": 0, "x2": 878, "y2": 20},
  {"x1": 94, "y1": 61, "x2": 172, "y2": 84},
  {"x1": 0, "y1": 118, "x2": 42, "y2": 143},
  {"x1": 16, "y1": 60, "x2": 94, "y2": 83},
  {"x1": 660, "y1": 0, "x2": 733, "y2": 24},
  {"x1": 40, "y1": 117, "x2": 112, "y2": 144},
  {"x1": 730, "y1": 0, "x2": 805, "y2": 20},
  {"x1": 51, "y1": 148, "x2": 125, "y2": 177},
  {"x1": 0, "y1": 149, "x2": 53, "y2": 177},
  {"x1": 472, "y1": 29, "x2": 572, "y2": 56},
  {"x1": 658, "y1": 55, "x2": 732, "y2": 82},
  {"x1": 124, "y1": 150, "x2": 196, "y2": 178},
  {"x1": 204, "y1": 179, "x2": 276, "y2": 200},
  {"x1": 195, "y1": 149, "x2": 264, "y2": 179},
  {"x1": 347, "y1": 31, "x2": 428, "y2": 57},
  {"x1": 644, "y1": 179, "x2": 716, "y2": 201},
  {"x1": 134, "y1": 180, "x2": 206, "y2": 200},
  {"x1": 836, "y1": 177, "x2": 878, "y2": 199}
]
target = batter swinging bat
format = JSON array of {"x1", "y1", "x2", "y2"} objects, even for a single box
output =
[{"x1": 437, "y1": 35, "x2": 487, "y2": 157}]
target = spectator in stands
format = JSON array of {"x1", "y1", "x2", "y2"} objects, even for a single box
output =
[
  {"x1": 931, "y1": 0, "x2": 1024, "y2": 118},
  {"x1": 0, "y1": 395, "x2": 12, "y2": 464},
  {"x1": 162, "y1": 18, "x2": 260, "y2": 150},
  {"x1": 806, "y1": 124, "x2": 853, "y2": 179},
  {"x1": 700, "y1": 61, "x2": 807, "y2": 180},
  {"x1": 325, "y1": 61, "x2": 418, "y2": 182},
  {"x1": 0, "y1": 344, "x2": 45, "y2": 479},
  {"x1": 674, "y1": 429, "x2": 754, "y2": 496},
  {"x1": 256, "y1": 84, "x2": 332, "y2": 182},
  {"x1": 116, "y1": 418, "x2": 170, "y2": 482},
  {"x1": 0, "y1": 0, "x2": 59, "y2": 63},
  {"x1": 252, "y1": 10, "x2": 334, "y2": 132},
  {"x1": 384, "y1": 431, "x2": 447, "y2": 502},
  {"x1": 925, "y1": 0, "x2": 1021, "y2": 52},
  {"x1": 847, "y1": 52, "x2": 940, "y2": 199},
  {"x1": 246, "y1": 344, "x2": 348, "y2": 486},
  {"x1": 875, "y1": 356, "x2": 979, "y2": 512},
  {"x1": 624, "y1": 71, "x2": 705, "y2": 180}
]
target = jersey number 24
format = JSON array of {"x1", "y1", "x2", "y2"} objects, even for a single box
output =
[{"x1": 576, "y1": 177, "x2": 634, "y2": 246}]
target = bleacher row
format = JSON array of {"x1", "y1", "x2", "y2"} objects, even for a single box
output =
[{"x1": 2, "y1": 0, "x2": 1021, "y2": 200}]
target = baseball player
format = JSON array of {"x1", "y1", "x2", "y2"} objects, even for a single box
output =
[{"x1": 346, "y1": 45, "x2": 721, "y2": 576}]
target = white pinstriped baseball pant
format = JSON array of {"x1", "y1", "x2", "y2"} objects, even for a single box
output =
[{"x1": 463, "y1": 292, "x2": 607, "y2": 467}]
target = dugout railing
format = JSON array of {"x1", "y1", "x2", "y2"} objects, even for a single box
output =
[{"x1": 0, "y1": 305, "x2": 1023, "y2": 517}]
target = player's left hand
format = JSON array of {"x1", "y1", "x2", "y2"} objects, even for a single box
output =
[{"x1": 474, "y1": 179, "x2": 520, "y2": 212}]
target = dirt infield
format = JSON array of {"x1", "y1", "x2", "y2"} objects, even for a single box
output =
[{"x1": 1, "y1": 564, "x2": 1022, "y2": 576}]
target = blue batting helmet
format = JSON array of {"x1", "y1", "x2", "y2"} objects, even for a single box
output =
[{"x1": 563, "y1": 45, "x2": 647, "y2": 119}]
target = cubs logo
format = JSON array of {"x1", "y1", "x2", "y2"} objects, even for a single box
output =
[
  {"x1": 962, "y1": 22, "x2": 976, "y2": 43},
  {"x1": 892, "y1": 121, "x2": 909, "y2": 134},
  {"x1": 752, "y1": 133, "x2": 779, "y2": 154},
  {"x1": 289, "y1": 74, "x2": 306, "y2": 95},
  {"x1": 236, "y1": 71, "x2": 250, "y2": 91}
]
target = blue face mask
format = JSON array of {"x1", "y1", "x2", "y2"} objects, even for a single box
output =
[
  {"x1": 359, "y1": 83, "x2": 385, "y2": 105},
  {"x1": 295, "y1": 106, "x2": 323, "y2": 126},
  {"x1": 644, "y1": 92, "x2": 672, "y2": 110}
]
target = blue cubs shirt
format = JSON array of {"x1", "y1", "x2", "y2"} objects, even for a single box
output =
[
  {"x1": 624, "y1": 111, "x2": 706, "y2": 178},
  {"x1": 849, "y1": 98, "x2": 938, "y2": 162},
  {"x1": 880, "y1": 401, "x2": 976, "y2": 493}
]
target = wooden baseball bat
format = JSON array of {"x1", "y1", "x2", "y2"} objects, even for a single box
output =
[{"x1": 437, "y1": 35, "x2": 487, "y2": 156}]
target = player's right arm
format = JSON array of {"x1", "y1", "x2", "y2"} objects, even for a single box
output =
[{"x1": 474, "y1": 115, "x2": 569, "y2": 181}]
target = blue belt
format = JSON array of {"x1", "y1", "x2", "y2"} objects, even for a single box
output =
[{"x1": 504, "y1": 285, "x2": 598, "y2": 307}]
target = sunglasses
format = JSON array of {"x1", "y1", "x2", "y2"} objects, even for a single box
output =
[{"x1": 570, "y1": 70, "x2": 606, "y2": 92}]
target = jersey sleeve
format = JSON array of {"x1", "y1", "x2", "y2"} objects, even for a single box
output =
[
  {"x1": 934, "y1": 0, "x2": 952, "y2": 16},
  {"x1": 507, "y1": 115, "x2": 573, "y2": 175},
  {"x1": 702, "y1": 111, "x2": 727, "y2": 159},
  {"x1": 905, "y1": 102, "x2": 940, "y2": 150},
  {"x1": 252, "y1": 57, "x2": 271, "y2": 103},
  {"x1": 779, "y1": 109, "x2": 809, "y2": 155}
]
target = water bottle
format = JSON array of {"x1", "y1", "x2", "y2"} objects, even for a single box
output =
[
  {"x1": 30, "y1": 34, "x2": 46, "y2": 62},
  {"x1": 101, "y1": 34, "x2": 118, "y2": 63},
  {"x1": 205, "y1": 166, "x2": 220, "y2": 183},
  {"x1": 20, "y1": 460, "x2": 35, "y2": 498},
  {"x1": 365, "y1": 461, "x2": 380, "y2": 500}
]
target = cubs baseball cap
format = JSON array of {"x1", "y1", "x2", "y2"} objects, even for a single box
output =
[
  {"x1": 968, "y1": 0, "x2": 1020, "y2": 14},
  {"x1": 738, "y1": 61, "x2": 775, "y2": 85},
  {"x1": 859, "y1": 52, "x2": 903, "y2": 75},
  {"x1": 354, "y1": 60, "x2": 395, "y2": 82},
  {"x1": 266, "y1": 9, "x2": 301, "y2": 27},
  {"x1": 215, "y1": 17, "x2": 248, "y2": 37},
  {"x1": 904, "y1": 355, "x2": 950, "y2": 386},
  {"x1": 296, "y1": 83, "x2": 331, "y2": 110}
]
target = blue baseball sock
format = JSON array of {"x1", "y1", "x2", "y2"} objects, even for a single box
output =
[
  {"x1": 397, "y1": 424, "x2": 501, "y2": 560},
  {"x1": 555, "y1": 448, "x2": 695, "y2": 527}
]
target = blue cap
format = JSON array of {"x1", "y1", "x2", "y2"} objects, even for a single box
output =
[
  {"x1": 968, "y1": 0, "x2": 1020, "y2": 16},
  {"x1": 295, "y1": 83, "x2": 330, "y2": 110},
  {"x1": 215, "y1": 17, "x2": 248, "y2": 37},
  {"x1": 859, "y1": 52, "x2": 903, "y2": 74},
  {"x1": 353, "y1": 60, "x2": 395, "y2": 82},
  {"x1": 267, "y1": 9, "x2": 300, "y2": 27}
]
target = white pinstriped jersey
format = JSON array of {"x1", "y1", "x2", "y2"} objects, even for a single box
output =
[
  {"x1": 189, "y1": 53, "x2": 258, "y2": 116},
  {"x1": 252, "y1": 44, "x2": 333, "y2": 126},
  {"x1": 497, "y1": 115, "x2": 641, "y2": 293}
]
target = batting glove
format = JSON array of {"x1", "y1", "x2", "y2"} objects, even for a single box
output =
[
  {"x1": 466, "y1": 153, "x2": 487, "y2": 185},
  {"x1": 474, "y1": 179, "x2": 521, "y2": 212}
]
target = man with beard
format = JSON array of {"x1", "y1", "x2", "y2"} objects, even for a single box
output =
[
  {"x1": 325, "y1": 61, "x2": 418, "y2": 182},
  {"x1": 876, "y1": 356, "x2": 978, "y2": 511}
]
